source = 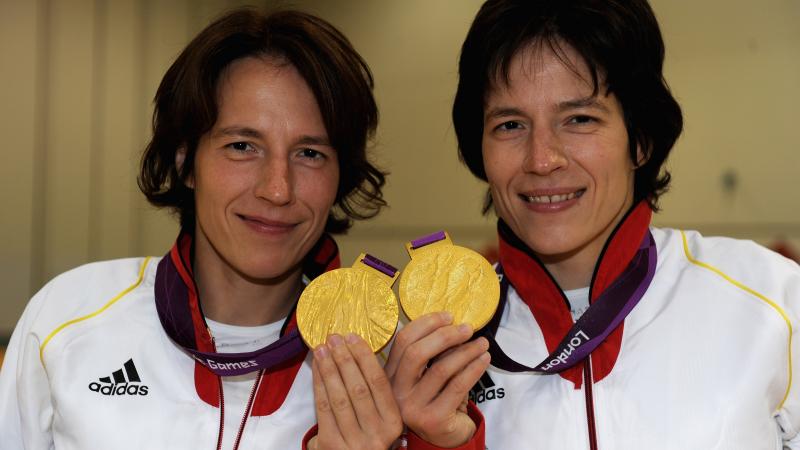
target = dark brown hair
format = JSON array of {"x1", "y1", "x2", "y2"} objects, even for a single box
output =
[
  {"x1": 453, "y1": 0, "x2": 683, "y2": 212},
  {"x1": 138, "y1": 8, "x2": 385, "y2": 233}
]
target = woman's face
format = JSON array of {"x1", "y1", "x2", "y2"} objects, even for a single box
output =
[
  {"x1": 189, "y1": 56, "x2": 339, "y2": 282},
  {"x1": 482, "y1": 43, "x2": 636, "y2": 282}
]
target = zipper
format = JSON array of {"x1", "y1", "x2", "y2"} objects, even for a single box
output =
[
  {"x1": 232, "y1": 370, "x2": 264, "y2": 450},
  {"x1": 584, "y1": 358, "x2": 598, "y2": 450},
  {"x1": 211, "y1": 329, "x2": 265, "y2": 450},
  {"x1": 214, "y1": 335, "x2": 225, "y2": 450},
  {"x1": 215, "y1": 369, "x2": 265, "y2": 450}
]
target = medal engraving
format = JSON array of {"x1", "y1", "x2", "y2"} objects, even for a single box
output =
[
  {"x1": 297, "y1": 254, "x2": 399, "y2": 352},
  {"x1": 399, "y1": 232, "x2": 500, "y2": 330}
]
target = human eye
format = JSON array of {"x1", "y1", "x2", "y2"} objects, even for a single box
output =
[
  {"x1": 298, "y1": 148, "x2": 325, "y2": 160},
  {"x1": 225, "y1": 141, "x2": 256, "y2": 153},
  {"x1": 295, "y1": 147, "x2": 334, "y2": 167},
  {"x1": 494, "y1": 120, "x2": 524, "y2": 132},
  {"x1": 567, "y1": 115, "x2": 598, "y2": 126},
  {"x1": 492, "y1": 120, "x2": 525, "y2": 137}
]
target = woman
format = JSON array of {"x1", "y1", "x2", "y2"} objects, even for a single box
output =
[
  {"x1": 0, "y1": 8, "x2": 401, "y2": 450},
  {"x1": 391, "y1": 0, "x2": 800, "y2": 449}
]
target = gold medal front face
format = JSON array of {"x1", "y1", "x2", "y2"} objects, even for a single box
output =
[
  {"x1": 399, "y1": 244, "x2": 499, "y2": 330},
  {"x1": 297, "y1": 267, "x2": 399, "y2": 353}
]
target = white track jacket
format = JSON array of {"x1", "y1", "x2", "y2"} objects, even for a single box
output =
[
  {"x1": 469, "y1": 227, "x2": 800, "y2": 450},
  {"x1": 0, "y1": 257, "x2": 318, "y2": 449}
]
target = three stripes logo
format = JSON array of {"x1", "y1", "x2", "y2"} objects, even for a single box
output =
[
  {"x1": 469, "y1": 372, "x2": 504, "y2": 404},
  {"x1": 88, "y1": 359, "x2": 149, "y2": 396}
]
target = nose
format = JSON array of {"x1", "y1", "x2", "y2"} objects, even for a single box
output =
[
  {"x1": 255, "y1": 156, "x2": 293, "y2": 206},
  {"x1": 521, "y1": 125, "x2": 568, "y2": 175}
]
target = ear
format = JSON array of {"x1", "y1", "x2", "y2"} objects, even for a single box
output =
[
  {"x1": 633, "y1": 143, "x2": 647, "y2": 169},
  {"x1": 175, "y1": 146, "x2": 194, "y2": 188}
]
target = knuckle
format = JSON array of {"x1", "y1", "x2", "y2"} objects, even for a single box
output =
[
  {"x1": 316, "y1": 397, "x2": 332, "y2": 413},
  {"x1": 317, "y1": 436, "x2": 339, "y2": 450},
  {"x1": 443, "y1": 326, "x2": 465, "y2": 344},
  {"x1": 318, "y1": 360, "x2": 338, "y2": 378},
  {"x1": 394, "y1": 330, "x2": 412, "y2": 351},
  {"x1": 399, "y1": 404, "x2": 421, "y2": 424},
  {"x1": 360, "y1": 439, "x2": 377, "y2": 450},
  {"x1": 405, "y1": 342, "x2": 426, "y2": 363},
  {"x1": 349, "y1": 382, "x2": 371, "y2": 400},
  {"x1": 417, "y1": 415, "x2": 442, "y2": 434},
  {"x1": 331, "y1": 395, "x2": 351, "y2": 411},
  {"x1": 385, "y1": 415, "x2": 404, "y2": 437},
  {"x1": 368, "y1": 372, "x2": 391, "y2": 390},
  {"x1": 449, "y1": 375, "x2": 471, "y2": 394},
  {"x1": 332, "y1": 348, "x2": 354, "y2": 364},
  {"x1": 428, "y1": 362, "x2": 450, "y2": 380}
]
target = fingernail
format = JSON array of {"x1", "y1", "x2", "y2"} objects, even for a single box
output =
[
  {"x1": 345, "y1": 333, "x2": 360, "y2": 344},
  {"x1": 480, "y1": 352, "x2": 491, "y2": 363},
  {"x1": 440, "y1": 311, "x2": 453, "y2": 323},
  {"x1": 328, "y1": 334, "x2": 344, "y2": 347},
  {"x1": 458, "y1": 323, "x2": 473, "y2": 334},
  {"x1": 315, "y1": 345, "x2": 329, "y2": 359}
]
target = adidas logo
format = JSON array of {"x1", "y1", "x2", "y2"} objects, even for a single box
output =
[
  {"x1": 88, "y1": 359, "x2": 149, "y2": 396},
  {"x1": 469, "y1": 372, "x2": 504, "y2": 404}
]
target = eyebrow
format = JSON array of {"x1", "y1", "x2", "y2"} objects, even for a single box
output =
[
  {"x1": 484, "y1": 107, "x2": 525, "y2": 121},
  {"x1": 296, "y1": 135, "x2": 331, "y2": 147},
  {"x1": 484, "y1": 96, "x2": 611, "y2": 121},
  {"x1": 213, "y1": 126, "x2": 331, "y2": 146},
  {"x1": 557, "y1": 96, "x2": 610, "y2": 113},
  {"x1": 213, "y1": 126, "x2": 263, "y2": 139}
]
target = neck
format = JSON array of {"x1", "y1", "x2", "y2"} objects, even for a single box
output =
[
  {"x1": 533, "y1": 198, "x2": 638, "y2": 291},
  {"x1": 193, "y1": 232, "x2": 303, "y2": 327},
  {"x1": 540, "y1": 246, "x2": 598, "y2": 291}
]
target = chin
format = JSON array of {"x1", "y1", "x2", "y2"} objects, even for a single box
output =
[
  {"x1": 520, "y1": 230, "x2": 579, "y2": 259},
  {"x1": 237, "y1": 255, "x2": 302, "y2": 282}
]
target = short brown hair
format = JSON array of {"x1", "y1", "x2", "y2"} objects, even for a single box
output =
[
  {"x1": 454, "y1": 0, "x2": 683, "y2": 212},
  {"x1": 138, "y1": 8, "x2": 385, "y2": 233}
]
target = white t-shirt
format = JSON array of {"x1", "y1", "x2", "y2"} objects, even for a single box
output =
[
  {"x1": 207, "y1": 318, "x2": 283, "y2": 450},
  {"x1": 564, "y1": 287, "x2": 590, "y2": 320}
]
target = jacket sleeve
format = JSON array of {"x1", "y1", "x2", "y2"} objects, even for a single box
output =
[
  {"x1": 776, "y1": 266, "x2": 800, "y2": 449},
  {"x1": 405, "y1": 401, "x2": 485, "y2": 450},
  {"x1": 301, "y1": 424, "x2": 318, "y2": 449},
  {"x1": 0, "y1": 284, "x2": 56, "y2": 450}
]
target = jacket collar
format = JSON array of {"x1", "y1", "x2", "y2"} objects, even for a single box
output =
[
  {"x1": 162, "y1": 230, "x2": 340, "y2": 412},
  {"x1": 498, "y1": 200, "x2": 652, "y2": 387}
]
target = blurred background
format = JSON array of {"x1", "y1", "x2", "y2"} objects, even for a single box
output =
[{"x1": 1, "y1": 0, "x2": 799, "y2": 361}]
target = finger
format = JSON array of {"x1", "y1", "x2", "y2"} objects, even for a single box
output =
[
  {"x1": 313, "y1": 343, "x2": 361, "y2": 442},
  {"x1": 311, "y1": 355, "x2": 345, "y2": 448},
  {"x1": 414, "y1": 336, "x2": 490, "y2": 403},
  {"x1": 391, "y1": 323, "x2": 474, "y2": 396},
  {"x1": 385, "y1": 312, "x2": 453, "y2": 377},
  {"x1": 344, "y1": 333, "x2": 402, "y2": 426},
  {"x1": 430, "y1": 344, "x2": 491, "y2": 414},
  {"x1": 327, "y1": 334, "x2": 381, "y2": 431}
]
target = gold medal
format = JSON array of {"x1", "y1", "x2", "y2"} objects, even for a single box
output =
[
  {"x1": 297, "y1": 254, "x2": 400, "y2": 353},
  {"x1": 399, "y1": 231, "x2": 499, "y2": 330}
]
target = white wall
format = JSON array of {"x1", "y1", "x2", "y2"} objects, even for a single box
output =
[{"x1": 1, "y1": 0, "x2": 798, "y2": 335}]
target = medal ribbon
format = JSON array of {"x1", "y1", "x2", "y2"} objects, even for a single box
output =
[
  {"x1": 154, "y1": 231, "x2": 339, "y2": 377},
  {"x1": 478, "y1": 227, "x2": 656, "y2": 374}
]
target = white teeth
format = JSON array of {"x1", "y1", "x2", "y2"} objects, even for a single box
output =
[{"x1": 524, "y1": 191, "x2": 579, "y2": 203}]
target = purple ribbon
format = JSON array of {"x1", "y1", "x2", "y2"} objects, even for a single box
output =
[
  {"x1": 154, "y1": 249, "x2": 400, "y2": 377},
  {"x1": 154, "y1": 253, "x2": 306, "y2": 377},
  {"x1": 480, "y1": 231, "x2": 657, "y2": 373}
]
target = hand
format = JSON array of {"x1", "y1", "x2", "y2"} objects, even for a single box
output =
[
  {"x1": 308, "y1": 334, "x2": 403, "y2": 450},
  {"x1": 385, "y1": 312, "x2": 490, "y2": 448}
]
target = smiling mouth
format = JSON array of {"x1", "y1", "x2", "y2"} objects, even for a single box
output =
[
  {"x1": 238, "y1": 214, "x2": 297, "y2": 230},
  {"x1": 520, "y1": 189, "x2": 586, "y2": 204}
]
